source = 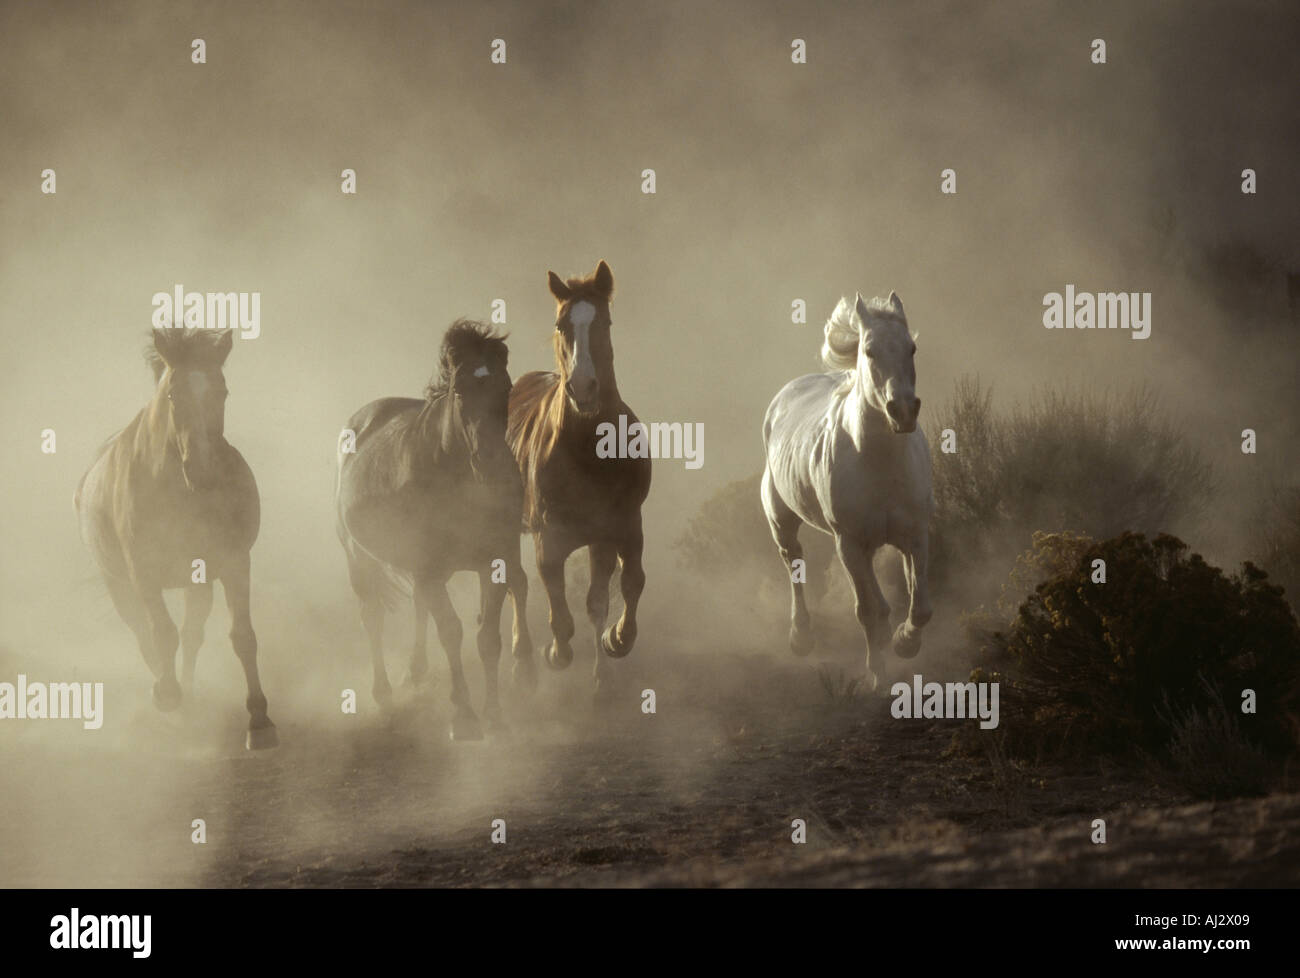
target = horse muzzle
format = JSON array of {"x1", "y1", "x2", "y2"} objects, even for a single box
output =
[{"x1": 886, "y1": 397, "x2": 921, "y2": 433}]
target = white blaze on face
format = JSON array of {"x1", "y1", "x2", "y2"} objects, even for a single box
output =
[
  {"x1": 567, "y1": 300, "x2": 597, "y2": 398},
  {"x1": 474, "y1": 365, "x2": 490, "y2": 377}
]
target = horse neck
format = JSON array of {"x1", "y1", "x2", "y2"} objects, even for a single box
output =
[
  {"x1": 554, "y1": 352, "x2": 622, "y2": 434},
  {"x1": 843, "y1": 365, "x2": 893, "y2": 453},
  {"x1": 132, "y1": 387, "x2": 181, "y2": 479},
  {"x1": 416, "y1": 392, "x2": 467, "y2": 463}
]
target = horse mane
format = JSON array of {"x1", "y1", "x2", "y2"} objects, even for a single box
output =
[
  {"x1": 560, "y1": 269, "x2": 614, "y2": 303},
  {"x1": 424, "y1": 319, "x2": 509, "y2": 400},
  {"x1": 144, "y1": 328, "x2": 233, "y2": 383},
  {"x1": 820, "y1": 295, "x2": 909, "y2": 371}
]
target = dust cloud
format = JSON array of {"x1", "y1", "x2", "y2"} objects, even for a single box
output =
[{"x1": 0, "y1": 0, "x2": 1295, "y2": 886}]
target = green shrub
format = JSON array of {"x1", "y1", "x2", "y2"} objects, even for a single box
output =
[{"x1": 973, "y1": 532, "x2": 1300, "y2": 766}]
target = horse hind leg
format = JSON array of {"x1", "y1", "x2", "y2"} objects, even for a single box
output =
[
  {"x1": 103, "y1": 574, "x2": 159, "y2": 677},
  {"x1": 406, "y1": 576, "x2": 430, "y2": 688},
  {"x1": 180, "y1": 582, "x2": 214, "y2": 691},
  {"x1": 476, "y1": 566, "x2": 509, "y2": 729},
  {"x1": 587, "y1": 541, "x2": 619, "y2": 699},
  {"x1": 762, "y1": 468, "x2": 814, "y2": 656},
  {"x1": 424, "y1": 576, "x2": 483, "y2": 742},
  {"x1": 345, "y1": 545, "x2": 393, "y2": 708},
  {"x1": 506, "y1": 553, "x2": 537, "y2": 693}
]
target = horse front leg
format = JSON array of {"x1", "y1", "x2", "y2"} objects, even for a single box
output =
[
  {"x1": 893, "y1": 530, "x2": 932, "y2": 659},
  {"x1": 221, "y1": 554, "x2": 277, "y2": 750},
  {"x1": 477, "y1": 565, "x2": 509, "y2": 729},
  {"x1": 138, "y1": 585, "x2": 182, "y2": 711},
  {"x1": 536, "y1": 529, "x2": 577, "y2": 669},
  {"x1": 603, "y1": 519, "x2": 644, "y2": 659},
  {"x1": 423, "y1": 576, "x2": 482, "y2": 742},
  {"x1": 833, "y1": 534, "x2": 891, "y2": 693}
]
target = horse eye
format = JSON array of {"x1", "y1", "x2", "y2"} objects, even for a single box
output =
[{"x1": 910, "y1": 345, "x2": 917, "y2": 355}]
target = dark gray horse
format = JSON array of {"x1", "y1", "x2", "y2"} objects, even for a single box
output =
[{"x1": 335, "y1": 320, "x2": 533, "y2": 739}]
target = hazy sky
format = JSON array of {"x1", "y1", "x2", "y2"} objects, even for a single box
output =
[{"x1": 1, "y1": 0, "x2": 1296, "y2": 639}]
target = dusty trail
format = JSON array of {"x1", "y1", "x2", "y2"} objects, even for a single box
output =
[{"x1": 3, "y1": 644, "x2": 1291, "y2": 889}]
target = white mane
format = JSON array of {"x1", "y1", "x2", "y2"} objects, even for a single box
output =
[
  {"x1": 820, "y1": 297, "x2": 860, "y2": 370},
  {"x1": 820, "y1": 293, "x2": 910, "y2": 371}
]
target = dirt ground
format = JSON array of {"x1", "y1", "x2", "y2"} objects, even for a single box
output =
[{"x1": 3, "y1": 637, "x2": 1294, "y2": 889}]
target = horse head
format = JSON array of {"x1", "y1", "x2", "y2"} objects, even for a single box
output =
[
  {"x1": 547, "y1": 259, "x2": 617, "y2": 417},
  {"x1": 823, "y1": 291, "x2": 920, "y2": 434},
  {"x1": 150, "y1": 327, "x2": 233, "y2": 490},
  {"x1": 435, "y1": 319, "x2": 513, "y2": 482}
]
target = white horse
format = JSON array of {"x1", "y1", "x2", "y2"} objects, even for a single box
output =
[{"x1": 761, "y1": 291, "x2": 933, "y2": 690}]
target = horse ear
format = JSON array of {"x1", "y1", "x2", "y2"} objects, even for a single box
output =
[
  {"x1": 152, "y1": 328, "x2": 177, "y2": 367},
  {"x1": 889, "y1": 290, "x2": 905, "y2": 317},
  {"x1": 548, "y1": 271, "x2": 571, "y2": 302},
  {"x1": 214, "y1": 328, "x2": 235, "y2": 364},
  {"x1": 593, "y1": 260, "x2": 614, "y2": 298},
  {"x1": 854, "y1": 292, "x2": 870, "y2": 327}
]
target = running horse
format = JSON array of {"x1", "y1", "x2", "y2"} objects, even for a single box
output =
[
  {"x1": 335, "y1": 319, "x2": 533, "y2": 740},
  {"x1": 507, "y1": 260, "x2": 650, "y2": 696},
  {"x1": 761, "y1": 292, "x2": 933, "y2": 691},
  {"x1": 75, "y1": 327, "x2": 277, "y2": 749}
]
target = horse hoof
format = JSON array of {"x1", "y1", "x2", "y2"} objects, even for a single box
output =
[
  {"x1": 245, "y1": 722, "x2": 279, "y2": 751},
  {"x1": 486, "y1": 712, "x2": 509, "y2": 734},
  {"x1": 601, "y1": 625, "x2": 633, "y2": 659},
  {"x1": 373, "y1": 684, "x2": 395, "y2": 710},
  {"x1": 449, "y1": 714, "x2": 484, "y2": 742},
  {"x1": 513, "y1": 657, "x2": 538, "y2": 692},
  {"x1": 152, "y1": 679, "x2": 182, "y2": 712},
  {"x1": 789, "y1": 624, "x2": 815, "y2": 657},
  {"x1": 892, "y1": 623, "x2": 922, "y2": 659},
  {"x1": 544, "y1": 641, "x2": 573, "y2": 670}
]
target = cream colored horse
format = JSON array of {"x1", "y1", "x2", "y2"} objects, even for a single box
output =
[
  {"x1": 76, "y1": 328, "x2": 276, "y2": 749},
  {"x1": 761, "y1": 292, "x2": 933, "y2": 691}
]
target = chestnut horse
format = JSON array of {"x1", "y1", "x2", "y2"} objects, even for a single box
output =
[
  {"x1": 336, "y1": 320, "x2": 533, "y2": 739},
  {"x1": 506, "y1": 260, "x2": 650, "y2": 695},
  {"x1": 75, "y1": 327, "x2": 277, "y2": 749}
]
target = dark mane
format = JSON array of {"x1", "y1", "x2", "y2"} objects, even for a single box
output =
[
  {"x1": 425, "y1": 319, "x2": 510, "y2": 400},
  {"x1": 145, "y1": 328, "x2": 232, "y2": 383}
]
